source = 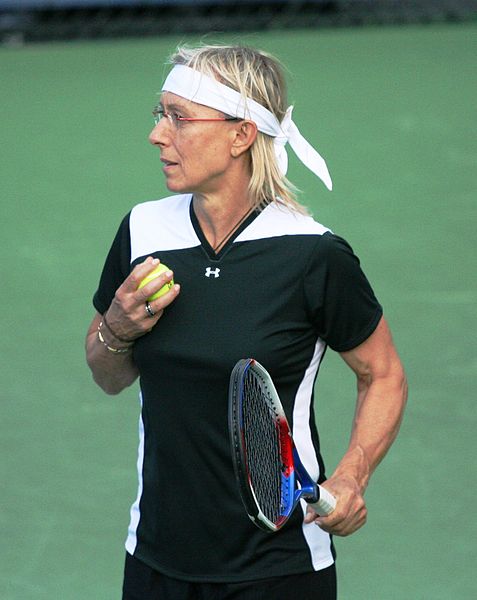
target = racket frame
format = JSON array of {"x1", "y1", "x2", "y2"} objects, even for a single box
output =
[{"x1": 229, "y1": 358, "x2": 335, "y2": 533}]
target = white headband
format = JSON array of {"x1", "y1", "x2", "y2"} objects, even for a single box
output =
[{"x1": 162, "y1": 65, "x2": 332, "y2": 191}]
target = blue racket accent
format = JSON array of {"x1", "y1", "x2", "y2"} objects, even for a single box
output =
[{"x1": 275, "y1": 420, "x2": 320, "y2": 528}]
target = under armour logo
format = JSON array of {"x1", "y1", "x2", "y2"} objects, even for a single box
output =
[{"x1": 205, "y1": 267, "x2": 221, "y2": 278}]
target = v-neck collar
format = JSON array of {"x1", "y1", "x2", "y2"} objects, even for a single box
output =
[{"x1": 189, "y1": 198, "x2": 263, "y2": 261}]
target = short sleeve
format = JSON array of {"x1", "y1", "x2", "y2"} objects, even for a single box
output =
[
  {"x1": 304, "y1": 232, "x2": 383, "y2": 352},
  {"x1": 92, "y1": 213, "x2": 132, "y2": 315}
]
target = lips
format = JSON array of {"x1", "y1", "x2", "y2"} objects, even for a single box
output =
[{"x1": 161, "y1": 158, "x2": 178, "y2": 168}]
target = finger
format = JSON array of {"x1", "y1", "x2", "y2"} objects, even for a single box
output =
[
  {"x1": 304, "y1": 501, "x2": 344, "y2": 529},
  {"x1": 304, "y1": 505, "x2": 323, "y2": 524},
  {"x1": 146, "y1": 283, "x2": 181, "y2": 314},
  {"x1": 315, "y1": 503, "x2": 367, "y2": 537},
  {"x1": 121, "y1": 256, "x2": 160, "y2": 294},
  {"x1": 106, "y1": 257, "x2": 159, "y2": 322},
  {"x1": 321, "y1": 513, "x2": 367, "y2": 537},
  {"x1": 136, "y1": 268, "x2": 175, "y2": 303},
  {"x1": 309, "y1": 491, "x2": 356, "y2": 527},
  {"x1": 304, "y1": 483, "x2": 342, "y2": 525},
  {"x1": 304, "y1": 508, "x2": 316, "y2": 524},
  {"x1": 313, "y1": 511, "x2": 345, "y2": 531}
]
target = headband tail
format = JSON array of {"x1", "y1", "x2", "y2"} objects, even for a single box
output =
[{"x1": 287, "y1": 121, "x2": 333, "y2": 191}]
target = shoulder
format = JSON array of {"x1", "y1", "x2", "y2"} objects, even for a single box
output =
[
  {"x1": 236, "y1": 202, "x2": 330, "y2": 243},
  {"x1": 129, "y1": 194, "x2": 198, "y2": 261},
  {"x1": 130, "y1": 193, "x2": 192, "y2": 222}
]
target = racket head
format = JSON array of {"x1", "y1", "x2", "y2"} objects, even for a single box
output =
[{"x1": 228, "y1": 358, "x2": 300, "y2": 532}]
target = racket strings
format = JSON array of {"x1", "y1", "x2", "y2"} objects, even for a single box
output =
[{"x1": 242, "y1": 372, "x2": 284, "y2": 524}]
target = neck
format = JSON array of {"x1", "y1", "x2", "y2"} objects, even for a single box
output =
[{"x1": 192, "y1": 190, "x2": 254, "y2": 252}]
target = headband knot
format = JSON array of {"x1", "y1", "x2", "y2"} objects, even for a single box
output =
[
  {"x1": 162, "y1": 65, "x2": 332, "y2": 191},
  {"x1": 274, "y1": 106, "x2": 294, "y2": 175}
]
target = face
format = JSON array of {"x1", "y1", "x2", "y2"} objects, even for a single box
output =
[{"x1": 149, "y1": 92, "x2": 239, "y2": 195}]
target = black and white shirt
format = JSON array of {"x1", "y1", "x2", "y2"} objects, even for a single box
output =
[{"x1": 93, "y1": 194, "x2": 382, "y2": 582}]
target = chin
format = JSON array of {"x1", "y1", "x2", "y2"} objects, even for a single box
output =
[{"x1": 165, "y1": 180, "x2": 193, "y2": 194}]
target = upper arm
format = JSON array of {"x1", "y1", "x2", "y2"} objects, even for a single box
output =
[
  {"x1": 93, "y1": 213, "x2": 132, "y2": 315},
  {"x1": 339, "y1": 316, "x2": 406, "y2": 386},
  {"x1": 305, "y1": 233, "x2": 383, "y2": 353}
]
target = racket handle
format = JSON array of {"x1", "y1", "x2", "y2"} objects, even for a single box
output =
[{"x1": 310, "y1": 485, "x2": 337, "y2": 516}]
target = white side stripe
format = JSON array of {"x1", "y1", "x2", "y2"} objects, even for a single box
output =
[
  {"x1": 125, "y1": 393, "x2": 145, "y2": 555},
  {"x1": 292, "y1": 338, "x2": 335, "y2": 571}
]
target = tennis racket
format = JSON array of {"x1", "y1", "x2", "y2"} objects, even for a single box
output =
[{"x1": 228, "y1": 358, "x2": 336, "y2": 533}]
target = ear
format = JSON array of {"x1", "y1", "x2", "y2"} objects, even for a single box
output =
[{"x1": 230, "y1": 120, "x2": 258, "y2": 158}]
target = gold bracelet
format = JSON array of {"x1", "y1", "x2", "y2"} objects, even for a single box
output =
[{"x1": 97, "y1": 323, "x2": 132, "y2": 354}]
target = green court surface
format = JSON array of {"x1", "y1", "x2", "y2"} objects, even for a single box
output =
[{"x1": 1, "y1": 23, "x2": 475, "y2": 599}]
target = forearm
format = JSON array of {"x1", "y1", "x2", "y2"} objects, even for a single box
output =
[
  {"x1": 306, "y1": 318, "x2": 407, "y2": 535},
  {"x1": 332, "y1": 367, "x2": 408, "y2": 492},
  {"x1": 85, "y1": 317, "x2": 139, "y2": 395}
]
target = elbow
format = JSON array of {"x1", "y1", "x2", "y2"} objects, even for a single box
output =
[
  {"x1": 387, "y1": 365, "x2": 408, "y2": 436},
  {"x1": 396, "y1": 363, "x2": 409, "y2": 407},
  {"x1": 95, "y1": 376, "x2": 127, "y2": 396},
  {"x1": 89, "y1": 368, "x2": 134, "y2": 395},
  {"x1": 86, "y1": 356, "x2": 135, "y2": 396},
  {"x1": 380, "y1": 350, "x2": 408, "y2": 406}
]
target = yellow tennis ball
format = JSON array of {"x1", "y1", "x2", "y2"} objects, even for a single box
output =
[{"x1": 138, "y1": 263, "x2": 174, "y2": 301}]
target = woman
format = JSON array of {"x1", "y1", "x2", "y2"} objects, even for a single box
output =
[{"x1": 86, "y1": 45, "x2": 407, "y2": 600}]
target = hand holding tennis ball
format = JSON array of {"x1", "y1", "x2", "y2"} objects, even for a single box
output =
[{"x1": 138, "y1": 263, "x2": 174, "y2": 301}]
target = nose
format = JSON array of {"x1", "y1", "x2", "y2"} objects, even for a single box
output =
[{"x1": 149, "y1": 120, "x2": 169, "y2": 147}]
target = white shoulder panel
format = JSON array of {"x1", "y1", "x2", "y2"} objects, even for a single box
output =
[
  {"x1": 129, "y1": 194, "x2": 200, "y2": 263},
  {"x1": 235, "y1": 202, "x2": 330, "y2": 243}
]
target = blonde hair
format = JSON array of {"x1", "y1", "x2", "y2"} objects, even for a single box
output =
[{"x1": 168, "y1": 44, "x2": 307, "y2": 214}]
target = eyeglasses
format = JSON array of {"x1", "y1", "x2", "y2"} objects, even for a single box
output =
[{"x1": 152, "y1": 108, "x2": 239, "y2": 128}]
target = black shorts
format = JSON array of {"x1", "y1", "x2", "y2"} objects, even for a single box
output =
[{"x1": 122, "y1": 552, "x2": 337, "y2": 600}]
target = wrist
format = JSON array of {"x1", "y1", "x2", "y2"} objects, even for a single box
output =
[
  {"x1": 332, "y1": 446, "x2": 370, "y2": 493},
  {"x1": 103, "y1": 313, "x2": 136, "y2": 344},
  {"x1": 97, "y1": 321, "x2": 134, "y2": 354}
]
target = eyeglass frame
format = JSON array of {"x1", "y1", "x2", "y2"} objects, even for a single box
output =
[{"x1": 152, "y1": 107, "x2": 240, "y2": 128}]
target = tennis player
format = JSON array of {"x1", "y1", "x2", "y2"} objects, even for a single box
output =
[{"x1": 86, "y1": 44, "x2": 407, "y2": 600}]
